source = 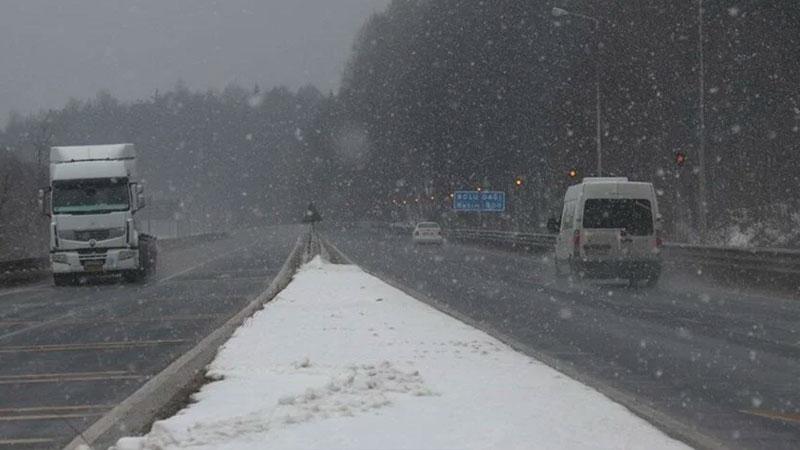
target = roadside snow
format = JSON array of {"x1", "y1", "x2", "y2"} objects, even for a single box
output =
[{"x1": 114, "y1": 256, "x2": 690, "y2": 450}]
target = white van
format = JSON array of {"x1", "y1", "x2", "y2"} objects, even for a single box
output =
[{"x1": 553, "y1": 177, "x2": 662, "y2": 286}]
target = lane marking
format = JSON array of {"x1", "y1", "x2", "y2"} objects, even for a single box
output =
[
  {"x1": 0, "y1": 438, "x2": 56, "y2": 445},
  {"x1": 0, "y1": 283, "x2": 50, "y2": 299},
  {"x1": 0, "y1": 404, "x2": 111, "y2": 414},
  {"x1": 155, "y1": 242, "x2": 256, "y2": 284},
  {"x1": 0, "y1": 339, "x2": 187, "y2": 354},
  {"x1": 0, "y1": 320, "x2": 38, "y2": 326},
  {"x1": 0, "y1": 239, "x2": 260, "y2": 343},
  {"x1": 740, "y1": 409, "x2": 800, "y2": 424}
]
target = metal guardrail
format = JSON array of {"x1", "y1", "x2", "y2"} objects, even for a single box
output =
[
  {"x1": 663, "y1": 243, "x2": 800, "y2": 276},
  {"x1": 447, "y1": 228, "x2": 556, "y2": 251},
  {"x1": 388, "y1": 224, "x2": 800, "y2": 278},
  {"x1": 0, "y1": 257, "x2": 50, "y2": 275}
]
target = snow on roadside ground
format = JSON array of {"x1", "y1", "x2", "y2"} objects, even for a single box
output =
[{"x1": 114, "y1": 256, "x2": 690, "y2": 450}]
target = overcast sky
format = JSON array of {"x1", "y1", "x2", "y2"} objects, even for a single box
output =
[{"x1": 0, "y1": 0, "x2": 388, "y2": 122}]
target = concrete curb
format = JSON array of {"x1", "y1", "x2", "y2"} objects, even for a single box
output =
[
  {"x1": 320, "y1": 239, "x2": 353, "y2": 265},
  {"x1": 319, "y1": 234, "x2": 730, "y2": 450},
  {"x1": 64, "y1": 227, "x2": 311, "y2": 450}
]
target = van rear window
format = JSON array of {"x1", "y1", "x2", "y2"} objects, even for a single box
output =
[{"x1": 582, "y1": 199, "x2": 653, "y2": 235}]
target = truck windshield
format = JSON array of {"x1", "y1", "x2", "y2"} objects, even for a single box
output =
[
  {"x1": 582, "y1": 199, "x2": 653, "y2": 236},
  {"x1": 52, "y1": 178, "x2": 129, "y2": 214}
]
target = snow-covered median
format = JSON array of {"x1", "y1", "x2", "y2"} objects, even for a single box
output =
[{"x1": 115, "y1": 257, "x2": 689, "y2": 450}]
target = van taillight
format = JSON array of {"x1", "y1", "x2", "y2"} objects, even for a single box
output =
[
  {"x1": 656, "y1": 235, "x2": 663, "y2": 248},
  {"x1": 573, "y1": 230, "x2": 581, "y2": 249}
]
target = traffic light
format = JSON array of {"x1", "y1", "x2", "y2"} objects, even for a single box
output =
[
  {"x1": 514, "y1": 177, "x2": 524, "y2": 188},
  {"x1": 675, "y1": 151, "x2": 687, "y2": 167},
  {"x1": 568, "y1": 169, "x2": 579, "y2": 179}
]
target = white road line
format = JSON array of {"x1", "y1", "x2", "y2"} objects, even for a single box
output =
[
  {"x1": 0, "y1": 283, "x2": 50, "y2": 299},
  {"x1": 155, "y1": 242, "x2": 256, "y2": 284},
  {"x1": 0, "y1": 238, "x2": 262, "y2": 342}
]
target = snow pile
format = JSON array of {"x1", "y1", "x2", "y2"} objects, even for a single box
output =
[
  {"x1": 711, "y1": 204, "x2": 800, "y2": 248},
  {"x1": 114, "y1": 256, "x2": 689, "y2": 450}
]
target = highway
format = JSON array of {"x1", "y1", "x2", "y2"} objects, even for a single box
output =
[
  {"x1": 0, "y1": 225, "x2": 301, "y2": 450},
  {"x1": 324, "y1": 223, "x2": 800, "y2": 450}
]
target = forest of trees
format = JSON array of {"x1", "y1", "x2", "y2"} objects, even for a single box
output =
[
  {"x1": 0, "y1": 84, "x2": 326, "y2": 257},
  {"x1": 2, "y1": 0, "x2": 799, "y2": 256},
  {"x1": 325, "y1": 0, "x2": 800, "y2": 243}
]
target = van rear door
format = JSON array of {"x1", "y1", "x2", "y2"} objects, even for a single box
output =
[{"x1": 581, "y1": 199, "x2": 655, "y2": 260}]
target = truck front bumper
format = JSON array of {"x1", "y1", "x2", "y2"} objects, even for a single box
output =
[{"x1": 51, "y1": 249, "x2": 139, "y2": 274}]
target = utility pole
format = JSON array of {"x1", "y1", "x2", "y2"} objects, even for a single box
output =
[
  {"x1": 697, "y1": 0, "x2": 708, "y2": 240},
  {"x1": 593, "y1": 19, "x2": 602, "y2": 177},
  {"x1": 552, "y1": 7, "x2": 602, "y2": 176}
]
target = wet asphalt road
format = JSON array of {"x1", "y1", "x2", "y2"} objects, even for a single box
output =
[
  {"x1": 0, "y1": 225, "x2": 301, "y2": 449},
  {"x1": 324, "y1": 223, "x2": 800, "y2": 450}
]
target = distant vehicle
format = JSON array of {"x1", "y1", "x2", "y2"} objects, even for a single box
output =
[
  {"x1": 40, "y1": 144, "x2": 157, "y2": 286},
  {"x1": 413, "y1": 222, "x2": 444, "y2": 245},
  {"x1": 553, "y1": 177, "x2": 662, "y2": 286}
]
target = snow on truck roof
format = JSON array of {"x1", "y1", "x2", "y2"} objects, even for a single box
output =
[
  {"x1": 50, "y1": 144, "x2": 135, "y2": 164},
  {"x1": 51, "y1": 160, "x2": 130, "y2": 181}
]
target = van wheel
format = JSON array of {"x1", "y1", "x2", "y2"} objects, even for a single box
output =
[
  {"x1": 53, "y1": 274, "x2": 75, "y2": 287},
  {"x1": 644, "y1": 271, "x2": 660, "y2": 288},
  {"x1": 554, "y1": 259, "x2": 568, "y2": 278}
]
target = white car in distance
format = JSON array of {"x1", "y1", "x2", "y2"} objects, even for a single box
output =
[{"x1": 412, "y1": 222, "x2": 444, "y2": 245}]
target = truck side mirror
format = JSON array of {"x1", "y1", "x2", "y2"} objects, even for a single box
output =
[
  {"x1": 38, "y1": 188, "x2": 51, "y2": 217},
  {"x1": 546, "y1": 218, "x2": 560, "y2": 234},
  {"x1": 136, "y1": 184, "x2": 144, "y2": 194},
  {"x1": 137, "y1": 193, "x2": 146, "y2": 208}
]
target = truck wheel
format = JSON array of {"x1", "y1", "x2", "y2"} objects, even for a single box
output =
[
  {"x1": 123, "y1": 270, "x2": 143, "y2": 283},
  {"x1": 53, "y1": 274, "x2": 75, "y2": 287}
]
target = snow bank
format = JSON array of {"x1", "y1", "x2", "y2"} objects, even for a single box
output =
[{"x1": 114, "y1": 256, "x2": 690, "y2": 450}]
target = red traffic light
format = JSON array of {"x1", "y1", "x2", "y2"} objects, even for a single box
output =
[{"x1": 675, "y1": 151, "x2": 687, "y2": 166}]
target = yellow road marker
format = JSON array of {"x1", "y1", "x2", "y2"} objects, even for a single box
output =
[
  {"x1": 0, "y1": 314, "x2": 222, "y2": 328},
  {"x1": 0, "y1": 374, "x2": 148, "y2": 385},
  {"x1": 0, "y1": 339, "x2": 187, "y2": 353},
  {"x1": 0, "y1": 370, "x2": 127, "y2": 380},
  {"x1": 0, "y1": 412, "x2": 104, "y2": 421},
  {"x1": 741, "y1": 409, "x2": 800, "y2": 424},
  {"x1": 0, "y1": 404, "x2": 111, "y2": 414}
]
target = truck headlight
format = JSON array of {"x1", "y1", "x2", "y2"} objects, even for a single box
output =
[
  {"x1": 118, "y1": 250, "x2": 137, "y2": 260},
  {"x1": 107, "y1": 227, "x2": 126, "y2": 239},
  {"x1": 51, "y1": 254, "x2": 69, "y2": 264}
]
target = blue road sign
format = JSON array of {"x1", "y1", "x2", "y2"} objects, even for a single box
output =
[{"x1": 453, "y1": 191, "x2": 505, "y2": 212}]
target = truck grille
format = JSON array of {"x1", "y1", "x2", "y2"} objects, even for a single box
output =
[
  {"x1": 78, "y1": 250, "x2": 107, "y2": 263},
  {"x1": 75, "y1": 229, "x2": 111, "y2": 241}
]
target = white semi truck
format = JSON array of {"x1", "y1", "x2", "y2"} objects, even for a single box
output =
[{"x1": 40, "y1": 144, "x2": 157, "y2": 286}]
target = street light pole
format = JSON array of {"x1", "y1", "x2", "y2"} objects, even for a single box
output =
[
  {"x1": 552, "y1": 7, "x2": 602, "y2": 176},
  {"x1": 696, "y1": 0, "x2": 708, "y2": 240},
  {"x1": 593, "y1": 19, "x2": 602, "y2": 177}
]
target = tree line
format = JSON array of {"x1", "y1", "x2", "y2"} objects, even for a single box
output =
[
  {"x1": 0, "y1": 83, "x2": 326, "y2": 258},
  {"x1": 2, "y1": 0, "x2": 799, "y2": 256},
  {"x1": 321, "y1": 0, "x2": 800, "y2": 244}
]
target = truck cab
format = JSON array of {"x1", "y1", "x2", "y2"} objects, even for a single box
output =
[{"x1": 42, "y1": 144, "x2": 156, "y2": 285}]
